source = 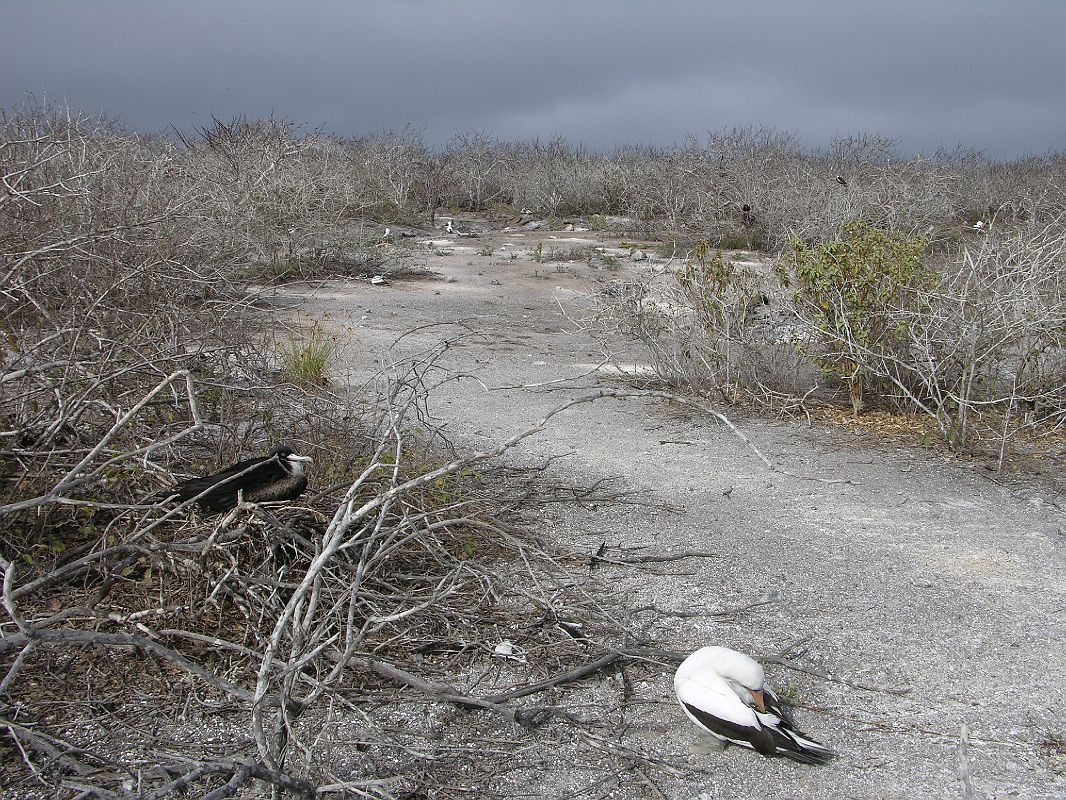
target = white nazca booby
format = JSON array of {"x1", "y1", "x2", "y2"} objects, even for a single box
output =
[{"x1": 674, "y1": 646, "x2": 834, "y2": 764}]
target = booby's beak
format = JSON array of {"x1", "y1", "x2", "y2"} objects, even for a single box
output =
[
  {"x1": 287, "y1": 454, "x2": 313, "y2": 463},
  {"x1": 749, "y1": 689, "x2": 767, "y2": 713}
]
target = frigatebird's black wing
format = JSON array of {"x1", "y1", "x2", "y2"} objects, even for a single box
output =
[{"x1": 164, "y1": 452, "x2": 287, "y2": 511}]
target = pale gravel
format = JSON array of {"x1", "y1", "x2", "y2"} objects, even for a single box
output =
[{"x1": 271, "y1": 223, "x2": 1066, "y2": 800}]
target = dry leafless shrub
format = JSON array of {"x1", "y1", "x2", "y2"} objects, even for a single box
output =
[
  {"x1": 497, "y1": 138, "x2": 614, "y2": 218},
  {"x1": 1, "y1": 102, "x2": 250, "y2": 516},
  {"x1": 600, "y1": 244, "x2": 813, "y2": 404},
  {"x1": 847, "y1": 219, "x2": 1066, "y2": 458},
  {"x1": 0, "y1": 102, "x2": 689, "y2": 798},
  {"x1": 450, "y1": 126, "x2": 1064, "y2": 257},
  {"x1": 20, "y1": 107, "x2": 1047, "y2": 260},
  {"x1": 604, "y1": 218, "x2": 1063, "y2": 462},
  {"x1": 773, "y1": 218, "x2": 1065, "y2": 459},
  {"x1": 0, "y1": 345, "x2": 669, "y2": 797},
  {"x1": 446, "y1": 131, "x2": 509, "y2": 213}
]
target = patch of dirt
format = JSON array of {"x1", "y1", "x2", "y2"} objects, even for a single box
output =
[{"x1": 273, "y1": 221, "x2": 1066, "y2": 799}]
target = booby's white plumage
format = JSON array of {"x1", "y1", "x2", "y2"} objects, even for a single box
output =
[{"x1": 674, "y1": 646, "x2": 834, "y2": 764}]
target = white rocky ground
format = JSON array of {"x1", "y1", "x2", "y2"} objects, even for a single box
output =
[{"x1": 273, "y1": 220, "x2": 1066, "y2": 799}]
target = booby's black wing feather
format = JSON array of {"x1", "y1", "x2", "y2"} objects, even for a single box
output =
[
  {"x1": 754, "y1": 691, "x2": 834, "y2": 764},
  {"x1": 681, "y1": 692, "x2": 834, "y2": 764},
  {"x1": 765, "y1": 727, "x2": 834, "y2": 765},
  {"x1": 681, "y1": 702, "x2": 776, "y2": 756},
  {"x1": 762, "y1": 686, "x2": 795, "y2": 724}
]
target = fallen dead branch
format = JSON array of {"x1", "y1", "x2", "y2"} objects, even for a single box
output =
[{"x1": 510, "y1": 386, "x2": 856, "y2": 485}]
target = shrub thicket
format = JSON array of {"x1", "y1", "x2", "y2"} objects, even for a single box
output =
[
  {"x1": 0, "y1": 102, "x2": 635, "y2": 797},
  {"x1": 2, "y1": 98, "x2": 1064, "y2": 794}
]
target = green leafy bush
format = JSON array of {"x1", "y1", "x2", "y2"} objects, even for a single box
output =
[{"x1": 777, "y1": 222, "x2": 930, "y2": 414}]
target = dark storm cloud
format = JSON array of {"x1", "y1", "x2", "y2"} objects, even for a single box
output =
[{"x1": 2, "y1": 0, "x2": 1064, "y2": 157}]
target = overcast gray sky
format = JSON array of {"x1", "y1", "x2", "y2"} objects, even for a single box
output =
[{"x1": 2, "y1": 0, "x2": 1063, "y2": 158}]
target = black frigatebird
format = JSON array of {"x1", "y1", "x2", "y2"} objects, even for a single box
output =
[
  {"x1": 157, "y1": 445, "x2": 312, "y2": 511},
  {"x1": 835, "y1": 175, "x2": 848, "y2": 187}
]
